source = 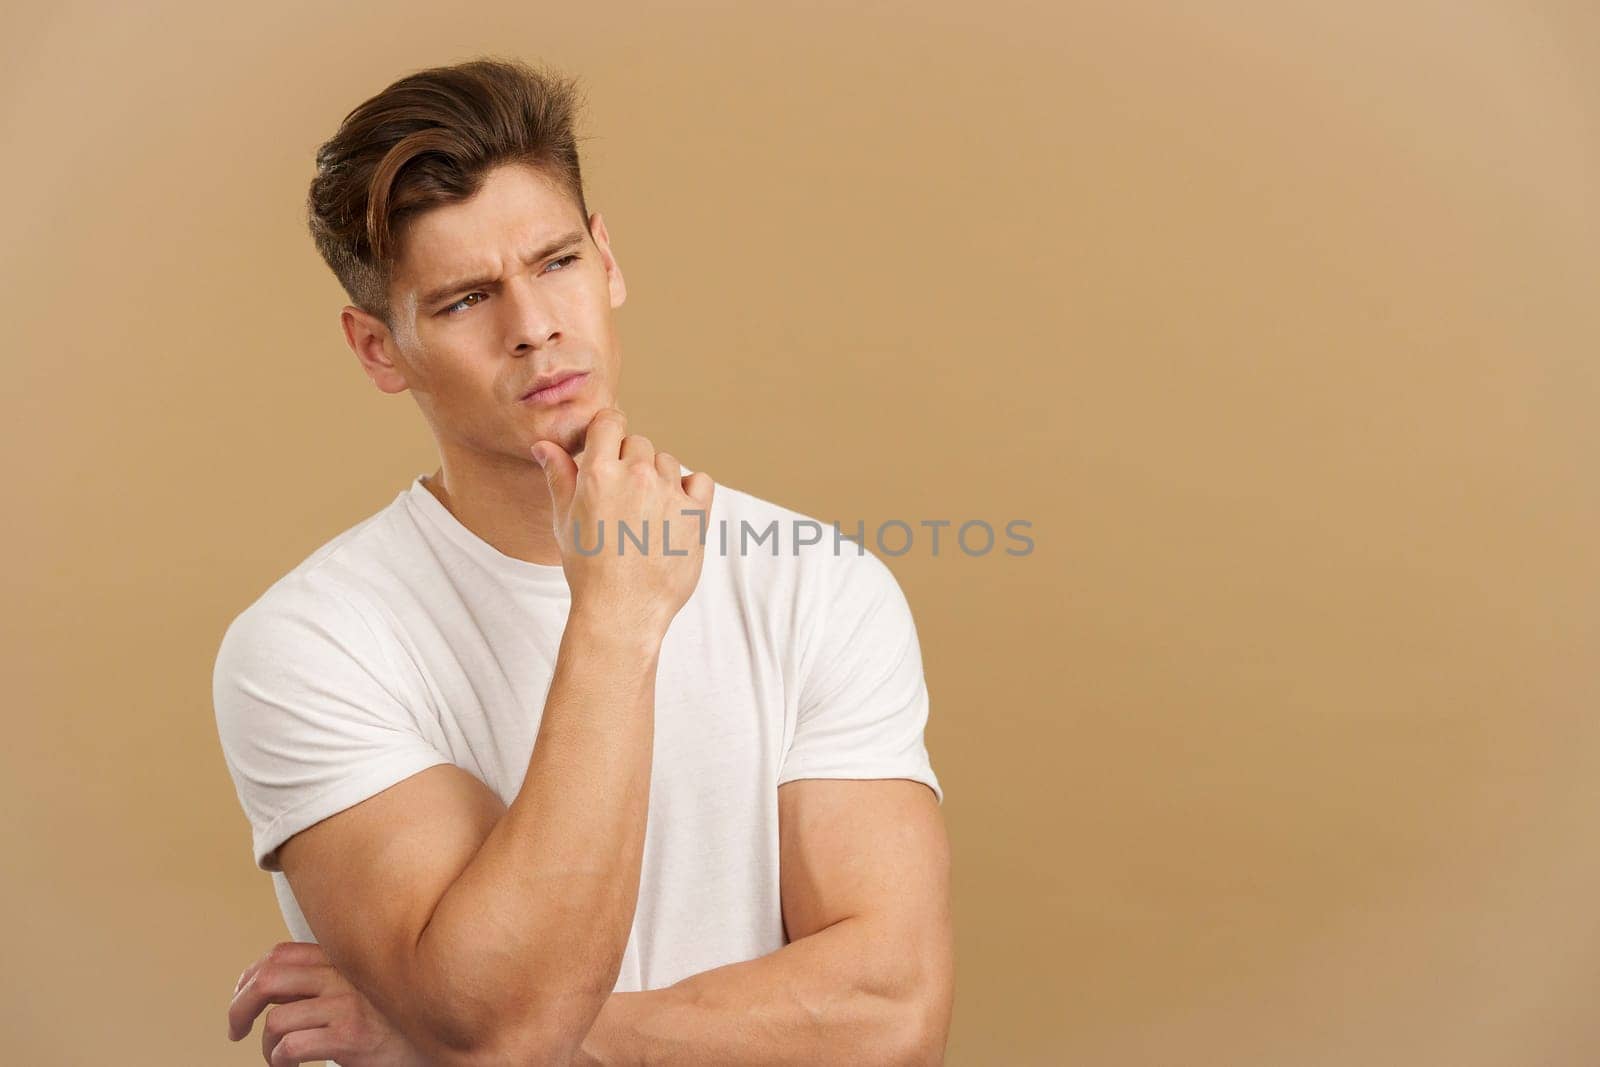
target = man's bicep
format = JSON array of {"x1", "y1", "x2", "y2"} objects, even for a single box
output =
[
  {"x1": 278, "y1": 762, "x2": 508, "y2": 1046},
  {"x1": 778, "y1": 777, "x2": 956, "y2": 1062},
  {"x1": 777, "y1": 777, "x2": 950, "y2": 945}
]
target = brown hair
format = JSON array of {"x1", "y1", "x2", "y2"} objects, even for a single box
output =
[{"x1": 306, "y1": 56, "x2": 591, "y2": 329}]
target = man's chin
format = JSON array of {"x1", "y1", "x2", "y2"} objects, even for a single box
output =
[{"x1": 529, "y1": 405, "x2": 597, "y2": 460}]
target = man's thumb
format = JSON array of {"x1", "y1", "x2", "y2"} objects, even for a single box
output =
[{"x1": 531, "y1": 442, "x2": 577, "y2": 505}]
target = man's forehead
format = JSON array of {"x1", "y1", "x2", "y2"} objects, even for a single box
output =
[
  {"x1": 397, "y1": 214, "x2": 586, "y2": 289},
  {"x1": 399, "y1": 168, "x2": 581, "y2": 269},
  {"x1": 399, "y1": 224, "x2": 587, "y2": 307}
]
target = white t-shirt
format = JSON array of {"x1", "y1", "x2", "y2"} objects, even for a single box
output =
[{"x1": 212, "y1": 470, "x2": 942, "y2": 993}]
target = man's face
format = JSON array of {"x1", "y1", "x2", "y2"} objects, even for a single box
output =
[{"x1": 355, "y1": 161, "x2": 626, "y2": 463}]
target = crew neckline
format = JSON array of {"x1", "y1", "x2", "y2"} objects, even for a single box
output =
[
  {"x1": 401, "y1": 464, "x2": 701, "y2": 594},
  {"x1": 402, "y1": 473, "x2": 570, "y2": 592}
]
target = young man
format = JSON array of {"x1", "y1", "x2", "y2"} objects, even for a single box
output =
[{"x1": 215, "y1": 57, "x2": 952, "y2": 1066}]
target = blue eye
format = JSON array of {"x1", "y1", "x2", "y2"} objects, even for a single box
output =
[{"x1": 441, "y1": 254, "x2": 581, "y2": 316}]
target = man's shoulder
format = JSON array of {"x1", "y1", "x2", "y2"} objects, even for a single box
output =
[
  {"x1": 216, "y1": 492, "x2": 413, "y2": 658},
  {"x1": 704, "y1": 477, "x2": 900, "y2": 595},
  {"x1": 709, "y1": 478, "x2": 826, "y2": 534}
]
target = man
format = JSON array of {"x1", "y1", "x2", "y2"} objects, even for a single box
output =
[{"x1": 214, "y1": 56, "x2": 952, "y2": 1066}]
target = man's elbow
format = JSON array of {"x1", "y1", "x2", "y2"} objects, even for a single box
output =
[
  {"x1": 455, "y1": 1029, "x2": 575, "y2": 1067},
  {"x1": 404, "y1": 932, "x2": 617, "y2": 1065},
  {"x1": 456, "y1": 988, "x2": 611, "y2": 1067},
  {"x1": 898, "y1": 941, "x2": 955, "y2": 1065},
  {"x1": 890, "y1": 988, "x2": 953, "y2": 1067},
  {"x1": 863, "y1": 948, "x2": 953, "y2": 1066}
]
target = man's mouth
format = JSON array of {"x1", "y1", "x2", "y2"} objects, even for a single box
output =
[{"x1": 519, "y1": 371, "x2": 589, "y2": 405}]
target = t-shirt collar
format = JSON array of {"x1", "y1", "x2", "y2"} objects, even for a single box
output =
[{"x1": 402, "y1": 473, "x2": 571, "y2": 593}]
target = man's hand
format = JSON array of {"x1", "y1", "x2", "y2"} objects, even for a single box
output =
[
  {"x1": 532, "y1": 406, "x2": 715, "y2": 639},
  {"x1": 228, "y1": 939, "x2": 631, "y2": 1066},
  {"x1": 226, "y1": 940, "x2": 430, "y2": 1066}
]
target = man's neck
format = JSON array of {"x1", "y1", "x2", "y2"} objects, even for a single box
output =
[{"x1": 421, "y1": 455, "x2": 564, "y2": 566}]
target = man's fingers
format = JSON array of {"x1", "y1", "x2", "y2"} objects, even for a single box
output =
[
  {"x1": 619, "y1": 433, "x2": 655, "y2": 463},
  {"x1": 234, "y1": 942, "x2": 329, "y2": 995},
  {"x1": 227, "y1": 962, "x2": 339, "y2": 1042},
  {"x1": 268, "y1": 1025, "x2": 339, "y2": 1067},
  {"x1": 260, "y1": 994, "x2": 339, "y2": 1065},
  {"x1": 682, "y1": 470, "x2": 715, "y2": 509},
  {"x1": 581, "y1": 407, "x2": 628, "y2": 463}
]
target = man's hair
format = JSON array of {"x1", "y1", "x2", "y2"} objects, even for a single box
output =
[{"x1": 306, "y1": 56, "x2": 591, "y2": 329}]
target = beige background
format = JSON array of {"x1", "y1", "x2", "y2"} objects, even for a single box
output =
[{"x1": 3, "y1": 2, "x2": 1597, "y2": 1063}]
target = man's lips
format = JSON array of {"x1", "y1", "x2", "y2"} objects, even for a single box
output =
[{"x1": 519, "y1": 371, "x2": 589, "y2": 405}]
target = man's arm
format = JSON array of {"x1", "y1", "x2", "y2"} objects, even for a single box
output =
[
  {"x1": 234, "y1": 410, "x2": 715, "y2": 1066},
  {"x1": 270, "y1": 614, "x2": 659, "y2": 1066},
  {"x1": 582, "y1": 777, "x2": 955, "y2": 1065}
]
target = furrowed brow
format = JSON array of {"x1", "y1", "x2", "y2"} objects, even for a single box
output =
[{"x1": 419, "y1": 230, "x2": 588, "y2": 307}]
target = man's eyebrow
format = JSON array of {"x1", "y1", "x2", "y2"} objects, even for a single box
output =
[{"x1": 418, "y1": 230, "x2": 589, "y2": 308}]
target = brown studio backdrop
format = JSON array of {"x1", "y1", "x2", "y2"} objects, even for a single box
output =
[{"x1": 2, "y1": 2, "x2": 1597, "y2": 1064}]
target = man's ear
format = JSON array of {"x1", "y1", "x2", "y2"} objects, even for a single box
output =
[
  {"x1": 588, "y1": 211, "x2": 627, "y2": 309},
  {"x1": 340, "y1": 305, "x2": 410, "y2": 395}
]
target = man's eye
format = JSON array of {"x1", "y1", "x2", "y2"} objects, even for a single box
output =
[
  {"x1": 444, "y1": 293, "x2": 485, "y2": 315},
  {"x1": 442, "y1": 255, "x2": 580, "y2": 315}
]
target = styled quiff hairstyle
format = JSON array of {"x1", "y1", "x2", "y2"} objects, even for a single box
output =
[{"x1": 306, "y1": 56, "x2": 591, "y2": 329}]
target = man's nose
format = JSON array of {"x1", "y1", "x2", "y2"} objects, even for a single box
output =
[{"x1": 502, "y1": 274, "x2": 561, "y2": 351}]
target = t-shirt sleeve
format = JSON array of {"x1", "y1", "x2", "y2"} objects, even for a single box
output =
[
  {"x1": 778, "y1": 546, "x2": 944, "y2": 804},
  {"x1": 211, "y1": 578, "x2": 452, "y2": 872}
]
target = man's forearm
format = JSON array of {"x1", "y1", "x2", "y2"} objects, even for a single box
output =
[
  {"x1": 410, "y1": 607, "x2": 662, "y2": 1058},
  {"x1": 581, "y1": 916, "x2": 945, "y2": 1066}
]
